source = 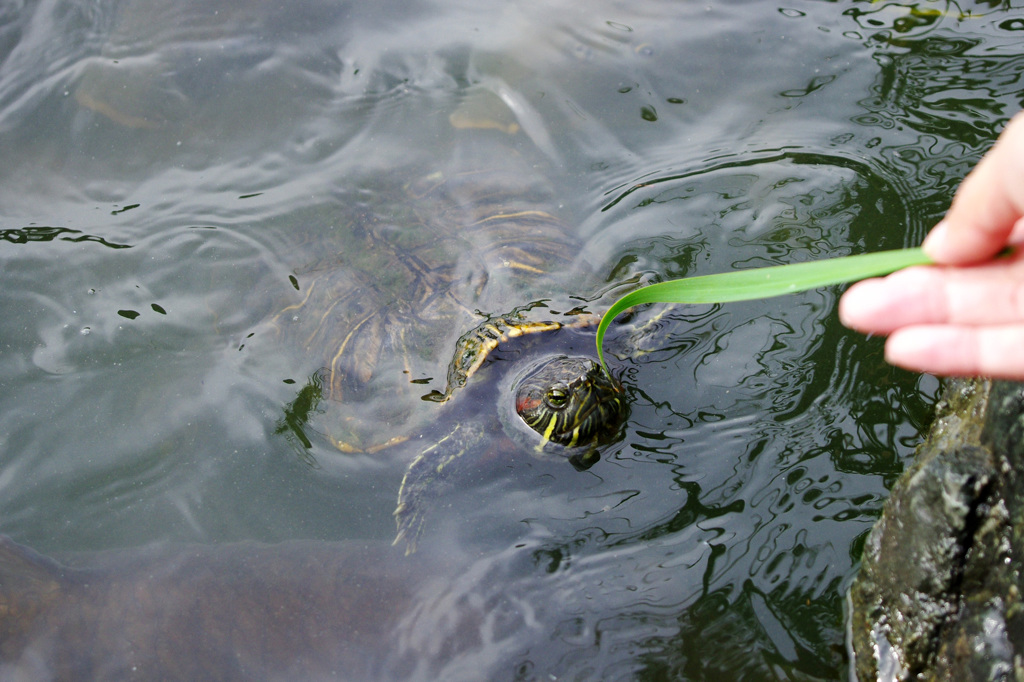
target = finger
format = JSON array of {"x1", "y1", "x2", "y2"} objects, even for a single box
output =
[
  {"x1": 838, "y1": 268, "x2": 945, "y2": 334},
  {"x1": 839, "y1": 257, "x2": 1024, "y2": 334},
  {"x1": 885, "y1": 325, "x2": 1024, "y2": 379},
  {"x1": 924, "y1": 112, "x2": 1024, "y2": 264}
]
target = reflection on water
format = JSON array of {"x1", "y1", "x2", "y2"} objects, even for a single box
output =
[
  {"x1": 0, "y1": 0, "x2": 1020, "y2": 678},
  {"x1": 0, "y1": 225, "x2": 131, "y2": 248}
]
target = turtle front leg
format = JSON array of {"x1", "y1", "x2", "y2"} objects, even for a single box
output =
[{"x1": 393, "y1": 421, "x2": 485, "y2": 555}]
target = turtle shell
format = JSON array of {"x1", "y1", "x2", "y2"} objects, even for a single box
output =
[{"x1": 269, "y1": 158, "x2": 584, "y2": 453}]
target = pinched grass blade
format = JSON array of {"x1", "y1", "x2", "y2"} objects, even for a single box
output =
[{"x1": 596, "y1": 247, "x2": 933, "y2": 373}]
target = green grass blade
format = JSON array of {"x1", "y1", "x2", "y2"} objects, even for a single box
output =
[{"x1": 596, "y1": 247, "x2": 933, "y2": 373}]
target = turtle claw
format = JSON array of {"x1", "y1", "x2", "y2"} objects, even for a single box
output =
[
  {"x1": 392, "y1": 507, "x2": 425, "y2": 556},
  {"x1": 392, "y1": 485, "x2": 430, "y2": 555}
]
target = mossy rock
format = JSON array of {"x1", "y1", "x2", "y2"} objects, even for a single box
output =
[{"x1": 847, "y1": 378, "x2": 1024, "y2": 681}]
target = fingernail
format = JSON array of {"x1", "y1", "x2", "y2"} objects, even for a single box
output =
[
  {"x1": 885, "y1": 328, "x2": 946, "y2": 374},
  {"x1": 922, "y1": 220, "x2": 948, "y2": 260},
  {"x1": 884, "y1": 330, "x2": 927, "y2": 369},
  {"x1": 838, "y1": 280, "x2": 882, "y2": 328}
]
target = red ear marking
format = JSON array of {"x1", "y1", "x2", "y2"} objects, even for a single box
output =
[{"x1": 516, "y1": 396, "x2": 541, "y2": 413}]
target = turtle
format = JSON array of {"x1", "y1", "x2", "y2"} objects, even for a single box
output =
[
  {"x1": 391, "y1": 316, "x2": 629, "y2": 552},
  {"x1": 265, "y1": 145, "x2": 630, "y2": 553}
]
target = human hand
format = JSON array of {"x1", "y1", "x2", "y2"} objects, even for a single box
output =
[{"x1": 839, "y1": 112, "x2": 1024, "y2": 378}]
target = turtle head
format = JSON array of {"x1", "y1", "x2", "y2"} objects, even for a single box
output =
[{"x1": 514, "y1": 355, "x2": 627, "y2": 457}]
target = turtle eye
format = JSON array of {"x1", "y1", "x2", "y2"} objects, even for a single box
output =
[{"x1": 545, "y1": 387, "x2": 569, "y2": 409}]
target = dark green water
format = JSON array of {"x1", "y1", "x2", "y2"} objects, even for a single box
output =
[{"x1": 0, "y1": 0, "x2": 1021, "y2": 678}]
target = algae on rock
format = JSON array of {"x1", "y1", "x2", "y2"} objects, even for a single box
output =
[{"x1": 847, "y1": 379, "x2": 1024, "y2": 681}]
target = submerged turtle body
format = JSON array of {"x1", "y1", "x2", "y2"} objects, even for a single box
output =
[
  {"x1": 271, "y1": 161, "x2": 589, "y2": 454},
  {"x1": 268, "y1": 148, "x2": 629, "y2": 551}
]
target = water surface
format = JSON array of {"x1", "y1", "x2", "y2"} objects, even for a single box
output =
[{"x1": 1, "y1": 0, "x2": 1022, "y2": 678}]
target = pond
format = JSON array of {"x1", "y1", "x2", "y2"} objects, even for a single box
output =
[{"x1": 0, "y1": 0, "x2": 1021, "y2": 678}]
